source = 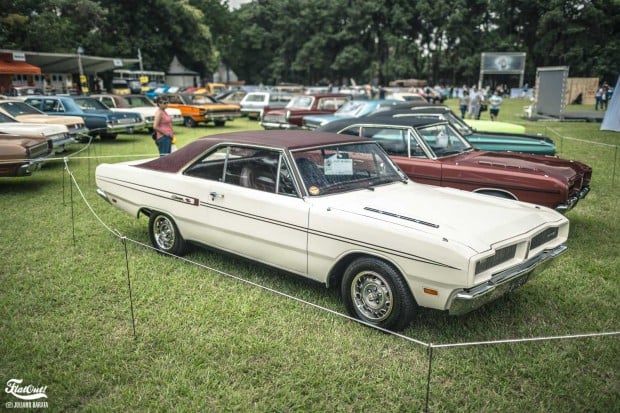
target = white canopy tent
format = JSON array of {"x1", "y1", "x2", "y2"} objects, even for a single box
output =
[{"x1": 601, "y1": 75, "x2": 620, "y2": 132}]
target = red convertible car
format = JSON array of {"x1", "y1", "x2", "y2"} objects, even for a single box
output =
[
  {"x1": 260, "y1": 93, "x2": 350, "y2": 129},
  {"x1": 317, "y1": 116, "x2": 591, "y2": 213}
]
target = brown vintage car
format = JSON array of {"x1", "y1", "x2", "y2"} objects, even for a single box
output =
[
  {"x1": 260, "y1": 93, "x2": 351, "y2": 129},
  {"x1": 317, "y1": 116, "x2": 591, "y2": 213},
  {"x1": 0, "y1": 133, "x2": 51, "y2": 177},
  {"x1": 162, "y1": 93, "x2": 241, "y2": 127}
]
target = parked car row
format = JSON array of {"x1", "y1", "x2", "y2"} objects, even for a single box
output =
[
  {"x1": 0, "y1": 91, "x2": 247, "y2": 177},
  {"x1": 316, "y1": 115, "x2": 591, "y2": 213}
]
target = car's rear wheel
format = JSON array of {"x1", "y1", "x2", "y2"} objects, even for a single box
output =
[
  {"x1": 341, "y1": 257, "x2": 416, "y2": 331},
  {"x1": 214, "y1": 120, "x2": 226, "y2": 127},
  {"x1": 148, "y1": 212, "x2": 187, "y2": 256},
  {"x1": 184, "y1": 117, "x2": 197, "y2": 128}
]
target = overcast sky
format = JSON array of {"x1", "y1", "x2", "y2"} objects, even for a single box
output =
[{"x1": 227, "y1": 0, "x2": 252, "y2": 9}]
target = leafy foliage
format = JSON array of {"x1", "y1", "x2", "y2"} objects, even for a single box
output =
[{"x1": 0, "y1": 0, "x2": 618, "y2": 86}]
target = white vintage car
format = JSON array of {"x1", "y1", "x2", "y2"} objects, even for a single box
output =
[{"x1": 96, "y1": 130, "x2": 569, "y2": 330}]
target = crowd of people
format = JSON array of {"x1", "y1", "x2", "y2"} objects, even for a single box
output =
[{"x1": 456, "y1": 84, "x2": 506, "y2": 121}]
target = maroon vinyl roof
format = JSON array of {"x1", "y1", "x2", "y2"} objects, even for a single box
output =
[{"x1": 136, "y1": 130, "x2": 367, "y2": 173}]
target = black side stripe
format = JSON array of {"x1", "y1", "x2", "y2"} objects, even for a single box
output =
[{"x1": 101, "y1": 176, "x2": 459, "y2": 270}]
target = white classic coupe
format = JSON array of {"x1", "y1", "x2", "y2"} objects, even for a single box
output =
[{"x1": 96, "y1": 130, "x2": 569, "y2": 330}]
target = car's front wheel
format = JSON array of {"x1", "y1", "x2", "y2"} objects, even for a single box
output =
[
  {"x1": 184, "y1": 117, "x2": 197, "y2": 128},
  {"x1": 148, "y1": 212, "x2": 187, "y2": 256},
  {"x1": 342, "y1": 257, "x2": 416, "y2": 331}
]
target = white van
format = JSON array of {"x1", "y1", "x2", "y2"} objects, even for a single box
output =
[{"x1": 239, "y1": 91, "x2": 295, "y2": 120}]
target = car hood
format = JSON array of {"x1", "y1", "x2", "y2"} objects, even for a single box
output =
[
  {"x1": 83, "y1": 110, "x2": 141, "y2": 119},
  {"x1": 111, "y1": 107, "x2": 154, "y2": 116},
  {"x1": 0, "y1": 122, "x2": 68, "y2": 135},
  {"x1": 466, "y1": 119, "x2": 526, "y2": 133},
  {"x1": 15, "y1": 114, "x2": 84, "y2": 127},
  {"x1": 304, "y1": 114, "x2": 344, "y2": 125},
  {"x1": 311, "y1": 182, "x2": 565, "y2": 254},
  {"x1": 453, "y1": 151, "x2": 586, "y2": 182},
  {"x1": 468, "y1": 130, "x2": 554, "y2": 145}
]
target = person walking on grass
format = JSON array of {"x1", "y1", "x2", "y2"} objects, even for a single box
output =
[{"x1": 489, "y1": 89, "x2": 503, "y2": 121}]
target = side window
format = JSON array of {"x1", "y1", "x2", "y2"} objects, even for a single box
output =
[
  {"x1": 43, "y1": 100, "x2": 56, "y2": 112},
  {"x1": 317, "y1": 99, "x2": 336, "y2": 110},
  {"x1": 184, "y1": 146, "x2": 228, "y2": 181},
  {"x1": 231, "y1": 147, "x2": 297, "y2": 195},
  {"x1": 101, "y1": 97, "x2": 113, "y2": 108},
  {"x1": 184, "y1": 146, "x2": 297, "y2": 196},
  {"x1": 360, "y1": 127, "x2": 409, "y2": 157}
]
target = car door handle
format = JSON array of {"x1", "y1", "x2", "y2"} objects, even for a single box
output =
[{"x1": 209, "y1": 192, "x2": 224, "y2": 201}]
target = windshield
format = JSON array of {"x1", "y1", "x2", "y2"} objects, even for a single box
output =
[
  {"x1": 335, "y1": 101, "x2": 368, "y2": 116},
  {"x1": 291, "y1": 142, "x2": 405, "y2": 196},
  {"x1": 125, "y1": 95, "x2": 153, "y2": 107},
  {"x1": 0, "y1": 101, "x2": 42, "y2": 116},
  {"x1": 416, "y1": 123, "x2": 473, "y2": 157},
  {"x1": 443, "y1": 111, "x2": 473, "y2": 135},
  {"x1": 190, "y1": 95, "x2": 217, "y2": 104},
  {"x1": 0, "y1": 112, "x2": 18, "y2": 123},
  {"x1": 73, "y1": 98, "x2": 109, "y2": 111}
]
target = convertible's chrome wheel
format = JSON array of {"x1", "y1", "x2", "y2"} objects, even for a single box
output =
[
  {"x1": 153, "y1": 215, "x2": 175, "y2": 250},
  {"x1": 351, "y1": 270, "x2": 393, "y2": 323}
]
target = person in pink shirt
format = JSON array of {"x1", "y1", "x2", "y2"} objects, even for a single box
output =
[{"x1": 153, "y1": 97, "x2": 175, "y2": 156}]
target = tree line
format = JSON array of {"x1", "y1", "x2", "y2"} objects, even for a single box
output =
[{"x1": 1, "y1": 0, "x2": 618, "y2": 88}]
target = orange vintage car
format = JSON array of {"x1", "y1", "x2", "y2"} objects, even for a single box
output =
[{"x1": 161, "y1": 93, "x2": 240, "y2": 127}]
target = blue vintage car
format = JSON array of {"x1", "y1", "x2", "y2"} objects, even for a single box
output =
[
  {"x1": 372, "y1": 105, "x2": 556, "y2": 155},
  {"x1": 24, "y1": 95, "x2": 145, "y2": 140},
  {"x1": 302, "y1": 99, "x2": 410, "y2": 130}
]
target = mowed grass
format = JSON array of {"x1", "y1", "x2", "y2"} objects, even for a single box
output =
[{"x1": 0, "y1": 99, "x2": 618, "y2": 412}]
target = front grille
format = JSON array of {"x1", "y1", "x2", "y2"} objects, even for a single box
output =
[
  {"x1": 263, "y1": 114, "x2": 285, "y2": 122},
  {"x1": 530, "y1": 227, "x2": 559, "y2": 251},
  {"x1": 113, "y1": 118, "x2": 138, "y2": 125},
  {"x1": 476, "y1": 244, "x2": 517, "y2": 275}
]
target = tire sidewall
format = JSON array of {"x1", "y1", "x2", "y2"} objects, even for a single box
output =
[
  {"x1": 341, "y1": 257, "x2": 415, "y2": 331},
  {"x1": 148, "y1": 212, "x2": 187, "y2": 256}
]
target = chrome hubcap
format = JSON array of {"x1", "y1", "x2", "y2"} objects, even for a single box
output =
[
  {"x1": 154, "y1": 216, "x2": 175, "y2": 250},
  {"x1": 351, "y1": 271, "x2": 392, "y2": 322}
]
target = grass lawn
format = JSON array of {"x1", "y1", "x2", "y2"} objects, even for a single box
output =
[{"x1": 1, "y1": 99, "x2": 618, "y2": 412}]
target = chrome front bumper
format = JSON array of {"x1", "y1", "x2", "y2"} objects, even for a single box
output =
[
  {"x1": 448, "y1": 244, "x2": 567, "y2": 315},
  {"x1": 259, "y1": 121, "x2": 298, "y2": 130},
  {"x1": 556, "y1": 186, "x2": 591, "y2": 213}
]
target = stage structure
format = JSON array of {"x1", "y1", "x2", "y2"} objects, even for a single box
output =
[
  {"x1": 534, "y1": 66, "x2": 568, "y2": 119},
  {"x1": 478, "y1": 52, "x2": 526, "y2": 89},
  {"x1": 533, "y1": 66, "x2": 605, "y2": 122}
]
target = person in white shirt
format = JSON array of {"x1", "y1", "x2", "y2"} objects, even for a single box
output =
[{"x1": 489, "y1": 90, "x2": 503, "y2": 121}]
